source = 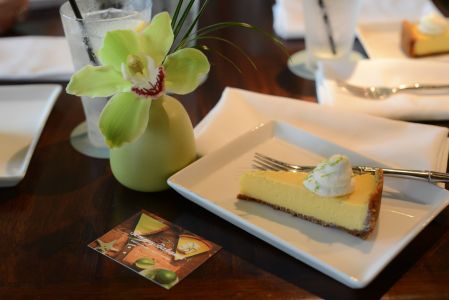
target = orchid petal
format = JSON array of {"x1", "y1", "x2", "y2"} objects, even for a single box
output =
[
  {"x1": 142, "y1": 12, "x2": 174, "y2": 66},
  {"x1": 66, "y1": 65, "x2": 131, "y2": 97},
  {"x1": 99, "y1": 92, "x2": 151, "y2": 148},
  {"x1": 98, "y1": 30, "x2": 141, "y2": 70},
  {"x1": 164, "y1": 48, "x2": 210, "y2": 95}
]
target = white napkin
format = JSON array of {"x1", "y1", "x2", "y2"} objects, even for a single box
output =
[
  {"x1": 273, "y1": 0, "x2": 438, "y2": 39},
  {"x1": 0, "y1": 36, "x2": 74, "y2": 81},
  {"x1": 316, "y1": 59, "x2": 449, "y2": 121},
  {"x1": 273, "y1": 0, "x2": 304, "y2": 39},
  {"x1": 195, "y1": 87, "x2": 448, "y2": 172}
]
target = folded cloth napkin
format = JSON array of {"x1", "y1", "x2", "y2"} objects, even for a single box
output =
[
  {"x1": 273, "y1": 0, "x2": 438, "y2": 39},
  {"x1": 273, "y1": 0, "x2": 304, "y2": 39},
  {"x1": 316, "y1": 59, "x2": 449, "y2": 121},
  {"x1": 195, "y1": 87, "x2": 449, "y2": 172},
  {"x1": 0, "y1": 36, "x2": 74, "y2": 81}
]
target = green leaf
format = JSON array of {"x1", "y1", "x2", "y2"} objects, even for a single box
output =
[
  {"x1": 172, "y1": 0, "x2": 196, "y2": 38},
  {"x1": 195, "y1": 35, "x2": 257, "y2": 70},
  {"x1": 142, "y1": 12, "x2": 174, "y2": 66},
  {"x1": 66, "y1": 65, "x2": 131, "y2": 97},
  {"x1": 99, "y1": 92, "x2": 151, "y2": 148},
  {"x1": 171, "y1": 0, "x2": 184, "y2": 28},
  {"x1": 164, "y1": 48, "x2": 210, "y2": 95},
  {"x1": 196, "y1": 21, "x2": 288, "y2": 57},
  {"x1": 98, "y1": 30, "x2": 141, "y2": 71},
  {"x1": 174, "y1": 0, "x2": 210, "y2": 50},
  {"x1": 198, "y1": 44, "x2": 242, "y2": 73}
]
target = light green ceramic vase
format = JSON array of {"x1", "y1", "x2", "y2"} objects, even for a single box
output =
[{"x1": 110, "y1": 95, "x2": 196, "y2": 192}]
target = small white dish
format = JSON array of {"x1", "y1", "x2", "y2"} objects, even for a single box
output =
[
  {"x1": 0, "y1": 37, "x2": 73, "y2": 81},
  {"x1": 357, "y1": 21, "x2": 449, "y2": 62},
  {"x1": 288, "y1": 50, "x2": 365, "y2": 80},
  {"x1": 169, "y1": 120, "x2": 449, "y2": 288},
  {"x1": 0, "y1": 85, "x2": 61, "y2": 187}
]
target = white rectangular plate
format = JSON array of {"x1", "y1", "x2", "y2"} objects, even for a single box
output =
[
  {"x1": 357, "y1": 21, "x2": 449, "y2": 62},
  {"x1": 0, "y1": 85, "x2": 61, "y2": 187},
  {"x1": 168, "y1": 121, "x2": 449, "y2": 288}
]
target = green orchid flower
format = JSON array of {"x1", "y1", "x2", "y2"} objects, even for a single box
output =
[{"x1": 66, "y1": 12, "x2": 210, "y2": 148}]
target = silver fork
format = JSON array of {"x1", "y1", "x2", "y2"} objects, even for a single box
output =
[
  {"x1": 253, "y1": 153, "x2": 449, "y2": 183},
  {"x1": 337, "y1": 80, "x2": 449, "y2": 100}
]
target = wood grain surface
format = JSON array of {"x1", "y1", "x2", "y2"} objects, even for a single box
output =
[{"x1": 0, "y1": 1, "x2": 448, "y2": 299}]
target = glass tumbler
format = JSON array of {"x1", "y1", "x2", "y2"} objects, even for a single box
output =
[
  {"x1": 60, "y1": 0, "x2": 152, "y2": 158},
  {"x1": 288, "y1": 0, "x2": 361, "y2": 80},
  {"x1": 303, "y1": 0, "x2": 361, "y2": 71}
]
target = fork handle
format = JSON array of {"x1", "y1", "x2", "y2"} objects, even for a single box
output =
[
  {"x1": 358, "y1": 167, "x2": 449, "y2": 183},
  {"x1": 289, "y1": 165, "x2": 449, "y2": 183},
  {"x1": 399, "y1": 83, "x2": 449, "y2": 91}
]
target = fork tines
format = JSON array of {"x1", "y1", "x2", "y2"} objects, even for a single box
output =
[{"x1": 253, "y1": 153, "x2": 302, "y2": 172}]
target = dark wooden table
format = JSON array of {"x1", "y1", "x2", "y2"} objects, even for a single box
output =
[{"x1": 1, "y1": 1, "x2": 449, "y2": 299}]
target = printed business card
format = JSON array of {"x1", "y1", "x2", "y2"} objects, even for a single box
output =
[{"x1": 88, "y1": 210, "x2": 221, "y2": 289}]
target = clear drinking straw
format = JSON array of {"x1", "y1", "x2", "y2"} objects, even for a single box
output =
[
  {"x1": 68, "y1": 0, "x2": 99, "y2": 65},
  {"x1": 318, "y1": 0, "x2": 337, "y2": 55}
]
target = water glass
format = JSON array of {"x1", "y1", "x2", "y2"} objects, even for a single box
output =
[
  {"x1": 303, "y1": 0, "x2": 361, "y2": 71},
  {"x1": 60, "y1": 0, "x2": 152, "y2": 158}
]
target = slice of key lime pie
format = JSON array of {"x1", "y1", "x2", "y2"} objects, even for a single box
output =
[
  {"x1": 401, "y1": 13, "x2": 449, "y2": 57},
  {"x1": 237, "y1": 155, "x2": 383, "y2": 239}
]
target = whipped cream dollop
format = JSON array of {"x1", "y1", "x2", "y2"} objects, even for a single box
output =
[
  {"x1": 303, "y1": 154, "x2": 354, "y2": 197},
  {"x1": 419, "y1": 13, "x2": 449, "y2": 35}
]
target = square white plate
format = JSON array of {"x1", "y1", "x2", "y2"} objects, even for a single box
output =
[
  {"x1": 357, "y1": 21, "x2": 449, "y2": 62},
  {"x1": 0, "y1": 85, "x2": 61, "y2": 187},
  {"x1": 169, "y1": 121, "x2": 449, "y2": 288}
]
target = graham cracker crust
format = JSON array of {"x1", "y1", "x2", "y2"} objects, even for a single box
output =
[{"x1": 401, "y1": 20, "x2": 417, "y2": 57}]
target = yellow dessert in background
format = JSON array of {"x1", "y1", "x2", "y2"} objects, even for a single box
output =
[{"x1": 401, "y1": 13, "x2": 449, "y2": 57}]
